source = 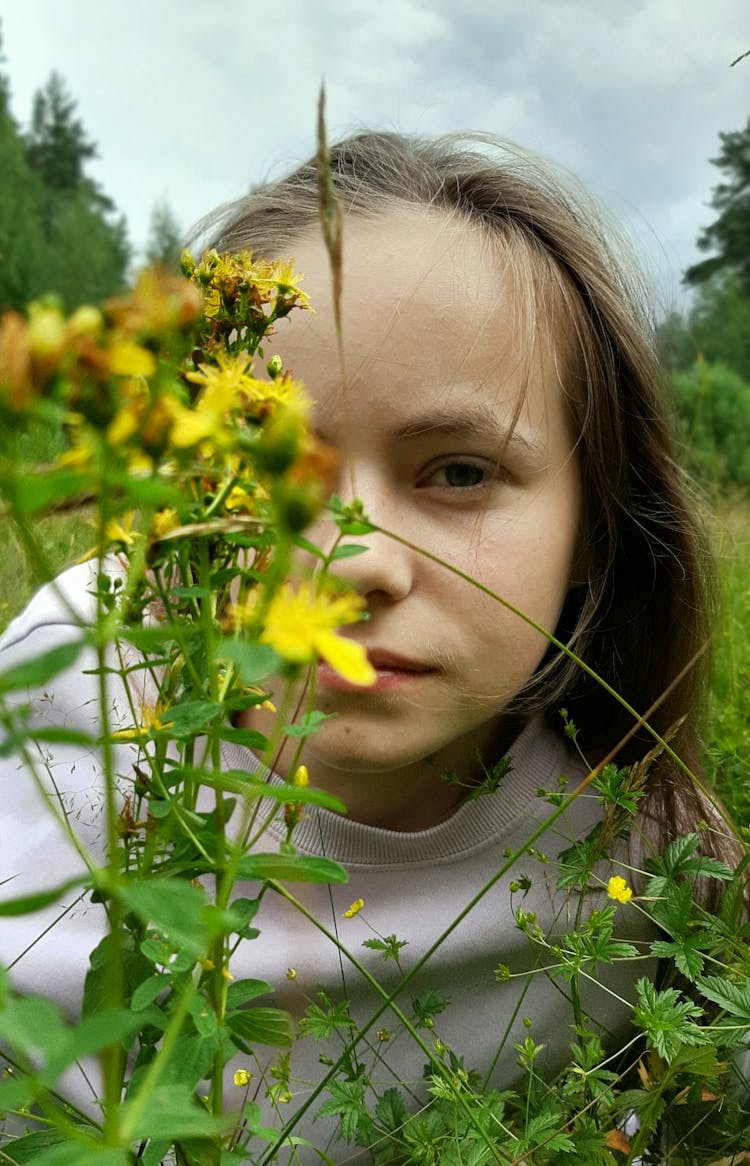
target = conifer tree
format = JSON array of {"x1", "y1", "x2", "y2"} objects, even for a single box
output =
[
  {"x1": 685, "y1": 117, "x2": 750, "y2": 293},
  {"x1": 145, "y1": 199, "x2": 183, "y2": 271}
]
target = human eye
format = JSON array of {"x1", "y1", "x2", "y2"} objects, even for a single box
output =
[{"x1": 418, "y1": 459, "x2": 496, "y2": 493}]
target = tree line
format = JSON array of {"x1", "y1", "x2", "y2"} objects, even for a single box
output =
[
  {"x1": 0, "y1": 26, "x2": 181, "y2": 316},
  {"x1": 0, "y1": 25, "x2": 747, "y2": 491},
  {"x1": 658, "y1": 117, "x2": 750, "y2": 494}
]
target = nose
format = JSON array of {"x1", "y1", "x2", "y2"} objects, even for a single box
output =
[{"x1": 310, "y1": 478, "x2": 415, "y2": 605}]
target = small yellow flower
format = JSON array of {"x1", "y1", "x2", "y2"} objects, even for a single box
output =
[
  {"x1": 150, "y1": 508, "x2": 181, "y2": 541},
  {"x1": 108, "y1": 339, "x2": 157, "y2": 378},
  {"x1": 286, "y1": 967, "x2": 297, "y2": 980},
  {"x1": 233, "y1": 1068, "x2": 252, "y2": 1087},
  {"x1": 260, "y1": 582, "x2": 375, "y2": 687},
  {"x1": 344, "y1": 898, "x2": 365, "y2": 919},
  {"x1": 607, "y1": 876, "x2": 633, "y2": 904},
  {"x1": 292, "y1": 765, "x2": 309, "y2": 788},
  {"x1": 105, "y1": 512, "x2": 139, "y2": 549}
]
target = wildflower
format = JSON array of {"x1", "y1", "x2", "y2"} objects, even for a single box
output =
[
  {"x1": 607, "y1": 875, "x2": 633, "y2": 904},
  {"x1": 292, "y1": 765, "x2": 309, "y2": 787},
  {"x1": 233, "y1": 1069, "x2": 252, "y2": 1087},
  {"x1": 105, "y1": 513, "x2": 139, "y2": 550},
  {"x1": 111, "y1": 702, "x2": 170, "y2": 743},
  {"x1": 260, "y1": 582, "x2": 376, "y2": 687},
  {"x1": 108, "y1": 339, "x2": 156, "y2": 379},
  {"x1": 150, "y1": 508, "x2": 181, "y2": 541},
  {"x1": 344, "y1": 898, "x2": 365, "y2": 919},
  {"x1": 185, "y1": 351, "x2": 254, "y2": 415},
  {"x1": 286, "y1": 968, "x2": 297, "y2": 980}
]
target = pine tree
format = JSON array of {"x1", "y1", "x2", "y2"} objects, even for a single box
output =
[
  {"x1": 25, "y1": 71, "x2": 98, "y2": 195},
  {"x1": 0, "y1": 24, "x2": 46, "y2": 310},
  {"x1": 145, "y1": 199, "x2": 183, "y2": 271},
  {"x1": 19, "y1": 69, "x2": 130, "y2": 309},
  {"x1": 685, "y1": 118, "x2": 750, "y2": 294}
]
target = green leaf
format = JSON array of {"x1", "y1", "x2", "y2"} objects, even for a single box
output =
[
  {"x1": 0, "y1": 995, "x2": 67, "y2": 1063},
  {"x1": 4, "y1": 1138, "x2": 128, "y2": 1166},
  {"x1": 696, "y1": 974, "x2": 750, "y2": 1021},
  {"x1": 330, "y1": 543, "x2": 369, "y2": 560},
  {"x1": 374, "y1": 1086, "x2": 408, "y2": 1133},
  {"x1": 0, "y1": 639, "x2": 85, "y2": 694},
  {"x1": 46, "y1": 1008, "x2": 141, "y2": 1078},
  {"x1": 284, "y1": 710, "x2": 337, "y2": 738},
  {"x1": 226, "y1": 1006, "x2": 294, "y2": 1048},
  {"x1": 0, "y1": 876, "x2": 88, "y2": 916},
  {"x1": 159, "y1": 700, "x2": 222, "y2": 737},
  {"x1": 235, "y1": 852, "x2": 348, "y2": 885},
  {"x1": 1, "y1": 468, "x2": 94, "y2": 516},
  {"x1": 131, "y1": 972, "x2": 172, "y2": 1011},
  {"x1": 217, "y1": 726, "x2": 269, "y2": 750},
  {"x1": 122, "y1": 1082, "x2": 222, "y2": 1140},
  {"x1": 226, "y1": 978, "x2": 274, "y2": 1008},
  {"x1": 217, "y1": 639, "x2": 281, "y2": 684},
  {"x1": 120, "y1": 877, "x2": 208, "y2": 954}
]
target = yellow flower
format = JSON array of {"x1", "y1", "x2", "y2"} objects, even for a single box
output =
[
  {"x1": 185, "y1": 351, "x2": 254, "y2": 414},
  {"x1": 112, "y1": 701, "x2": 171, "y2": 742},
  {"x1": 150, "y1": 508, "x2": 181, "y2": 540},
  {"x1": 607, "y1": 876, "x2": 633, "y2": 904},
  {"x1": 286, "y1": 967, "x2": 298, "y2": 980},
  {"x1": 344, "y1": 898, "x2": 365, "y2": 919},
  {"x1": 233, "y1": 1068, "x2": 252, "y2": 1087},
  {"x1": 108, "y1": 339, "x2": 157, "y2": 378},
  {"x1": 105, "y1": 512, "x2": 139, "y2": 549},
  {"x1": 260, "y1": 583, "x2": 375, "y2": 687},
  {"x1": 292, "y1": 765, "x2": 309, "y2": 787}
]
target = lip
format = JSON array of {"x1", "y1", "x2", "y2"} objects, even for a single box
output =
[{"x1": 317, "y1": 648, "x2": 436, "y2": 692}]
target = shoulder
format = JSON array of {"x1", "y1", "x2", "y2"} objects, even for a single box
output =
[{"x1": 0, "y1": 557, "x2": 129, "y2": 667}]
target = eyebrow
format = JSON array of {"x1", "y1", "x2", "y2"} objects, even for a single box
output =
[{"x1": 390, "y1": 406, "x2": 544, "y2": 457}]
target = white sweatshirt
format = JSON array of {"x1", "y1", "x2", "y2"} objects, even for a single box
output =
[{"x1": 0, "y1": 563, "x2": 654, "y2": 1162}]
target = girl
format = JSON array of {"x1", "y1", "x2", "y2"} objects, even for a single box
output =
[{"x1": 0, "y1": 132, "x2": 741, "y2": 1162}]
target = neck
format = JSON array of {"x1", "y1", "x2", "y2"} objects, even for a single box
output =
[{"x1": 240, "y1": 709, "x2": 526, "y2": 831}]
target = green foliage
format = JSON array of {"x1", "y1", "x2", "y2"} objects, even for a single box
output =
[
  {"x1": 0, "y1": 58, "x2": 128, "y2": 313},
  {"x1": 671, "y1": 359, "x2": 750, "y2": 493},
  {"x1": 145, "y1": 200, "x2": 183, "y2": 272},
  {"x1": 685, "y1": 116, "x2": 750, "y2": 294}
]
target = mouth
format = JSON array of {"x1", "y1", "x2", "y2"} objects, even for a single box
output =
[{"x1": 317, "y1": 648, "x2": 437, "y2": 692}]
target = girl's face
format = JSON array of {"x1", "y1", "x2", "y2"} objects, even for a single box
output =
[{"x1": 258, "y1": 209, "x2": 581, "y2": 828}]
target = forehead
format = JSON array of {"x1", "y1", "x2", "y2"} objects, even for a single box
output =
[{"x1": 267, "y1": 207, "x2": 568, "y2": 434}]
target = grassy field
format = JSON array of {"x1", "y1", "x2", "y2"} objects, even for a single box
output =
[{"x1": 0, "y1": 493, "x2": 748, "y2": 824}]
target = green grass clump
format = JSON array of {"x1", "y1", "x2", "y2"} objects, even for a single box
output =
[{"x1": 706, "y1": 498, "x2": 750, "y2": 826}]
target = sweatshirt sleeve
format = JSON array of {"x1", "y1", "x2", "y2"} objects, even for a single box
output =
[{"x1": 0, "y1": 562, "x2": 141, "y2": 896}]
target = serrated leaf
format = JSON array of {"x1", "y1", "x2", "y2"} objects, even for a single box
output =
[
  {"x1": 696, "y1": 974, "x2": 750, "y2": 1021},
  {"x1": 226, "y1": 1006, "x2": 294, "y2": 1047},
  {"x1": 374, "y1": 1086, "x2": 408, "y2": 1132},
  {"x1": 235, "y1": 852, "x2": 348, "y2": 884}
]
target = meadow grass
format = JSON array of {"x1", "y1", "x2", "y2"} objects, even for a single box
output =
[{"x1": 706, "y1": 496, "x2": 750, "y2": 826}]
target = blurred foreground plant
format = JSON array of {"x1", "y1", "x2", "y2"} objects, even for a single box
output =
[{"x1": 0, "y1": 250, "x2": 748, "y2": 1166}]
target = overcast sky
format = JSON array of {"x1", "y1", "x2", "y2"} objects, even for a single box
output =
[{"x1": 2, "y1": 0, "x2": 748, "y2": 311}]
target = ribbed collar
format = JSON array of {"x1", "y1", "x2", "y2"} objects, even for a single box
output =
[{"x1": 220, "y1": 717, "x2": 584, "y2": 869}]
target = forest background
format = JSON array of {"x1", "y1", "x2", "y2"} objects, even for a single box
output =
[{"x1": 0, "y1": 33, "x2": 748, "y2": 826}]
